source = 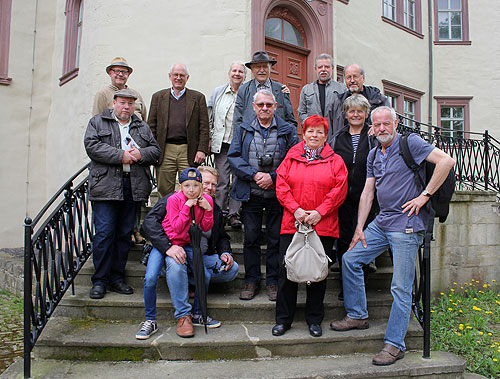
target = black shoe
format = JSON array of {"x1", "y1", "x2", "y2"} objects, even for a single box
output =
[
  {"x1": 309, "y1": 324, "x2": 322, "y2": 337},
  {"x1": 89, "y1": 284, "x2": 106, "y2": 299},
  {"x1": 108, "y1": 281, "x2": 134, "y2": 295},
  {"x1": 338, "y1": 290, "x2": 344, "y2": 301},
  {"x1": 228, "y1": 215, "x2": 242, "y2": 229},
  {"x1": 272, "y1": 324, "x2": 290, "y2": 336}
]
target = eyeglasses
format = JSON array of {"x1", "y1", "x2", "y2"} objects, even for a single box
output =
[
  {"x1": 254, "y1": 102, "x2": 275, "y2": 109},
  {"x1": 110, "y1": 69, "x2": 129, "y2": 75}
]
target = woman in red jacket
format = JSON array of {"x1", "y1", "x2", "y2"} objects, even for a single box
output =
[{"x1": 273, "y1": 115, "x2": 348, "y2": 337}]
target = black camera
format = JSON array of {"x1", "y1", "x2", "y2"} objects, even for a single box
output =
[
  {"x1": 258, "y1": 153, "x2": 274, "y2": 167},
  {"x1": 140, "y1": 241, "x2": 153, "y2": 266}
]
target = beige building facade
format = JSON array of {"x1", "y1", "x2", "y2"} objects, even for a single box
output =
[{"x1": 1, "y1": 0, "x2": 498, "y2": 247}]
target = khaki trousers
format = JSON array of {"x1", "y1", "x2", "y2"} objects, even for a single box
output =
[{"x1": 157, "y1": 143, "x2": 189, "y2": 197}]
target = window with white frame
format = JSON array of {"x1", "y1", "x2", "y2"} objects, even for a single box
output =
[
  {"x1": 434, "y1": 0, "x2": 470, "y2": 44},
  {"x1": 382, "y1": 0, "x2": 422, "y2": 37},
  {"x1": 404, "y1": 0, "x2": 415, "y2": 30},
  {"x1": 382, "y1": 80, "x2": 424, "y2": 127},
  {"x1": 435, "y1": 96, "x2": 472, "y2": 139},
  {"x1": 384, "y1": 0, "x2": 397, "y2": 21}
]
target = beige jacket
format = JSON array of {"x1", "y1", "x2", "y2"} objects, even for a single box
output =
[{"x1": 92, "y1": 84, "x2": 148, "y2": 120}]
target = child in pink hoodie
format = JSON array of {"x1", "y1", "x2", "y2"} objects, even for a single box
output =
[{"x1": 162, "y1": 167, "x2": 214, "y2": 244}]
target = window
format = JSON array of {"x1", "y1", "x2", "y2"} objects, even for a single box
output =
[
  {"x1": 382, "y1": 80, "x2": 424, "y2": 127},
  {"x1": 434, "y1": 0, "x2": 470, "y2": 45},
  {"x1": 435, "y1": 96, "x2": 472, "y2": 139},
  {"x1": 382, "y1": 0, "x2": 423, "y2": 38},
  {"x1": 0, "y1": 0, "x2": 12, "y2": 85},
  {"x1": 59, "y1": 0, "x2": 83, "y2": 86},
  {"x1": 336, "y1": 65, "x2": 345, "y2": 84},
  {"x1": 265, "y1": 17, "x2": 305, "y2": 47}
]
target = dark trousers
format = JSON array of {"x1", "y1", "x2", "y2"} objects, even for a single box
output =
[
  {"x1": 91, "y1": 177, "x2": 137, "y2": 286},
  {"x1": 241, "y1": 194, "x2": 282, "y2": 286},
  {"x1": 276, "y1": 234, "x2": 335, "y2": 326}
]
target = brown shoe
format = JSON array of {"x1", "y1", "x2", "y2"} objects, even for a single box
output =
[
  {"x1": 266, "y1": 284, "x2": 277, "y2": 301},
  {"x1": 176, "y1": 315, "x2": 194, "y2": 338},
  {"x1": 239, "y1": 282, "x2": 259, "y2": 300},
  {"x1": 228, "y1": 215, "x2": 242, "y2": 229},
  {"x1": 329, "y1": 316, "x2": 369, "y2": 331},
  {"x1": 372, "y1": 343, "x2": 404, "y2": 366}
]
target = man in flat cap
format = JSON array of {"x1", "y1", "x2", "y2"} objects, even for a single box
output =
[
  {"x1": 93, "y1": 57, "x2": 148, "y2": 120},
  {"x1": 233, "y1": 51, "x2": 297, "y2": 129},
  {"x1": 84, "y1": 89, "x2": 161, "y2": 300}
]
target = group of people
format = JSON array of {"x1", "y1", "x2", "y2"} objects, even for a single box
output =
[{"x1": 83, "y1": 51, "x2": 455, "y2": 366}]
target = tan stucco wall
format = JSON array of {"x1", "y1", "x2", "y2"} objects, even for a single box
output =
[
  {"x1": 1, "y1": 0, "x2": 499, "y2": 248},
  {"x1": 433, "y1": 4, "x2": 500, "y2": 133}
]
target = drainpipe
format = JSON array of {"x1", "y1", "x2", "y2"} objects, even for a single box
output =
[{"x1": 427, "y1": 0, "x2": 434, "y2": 127}]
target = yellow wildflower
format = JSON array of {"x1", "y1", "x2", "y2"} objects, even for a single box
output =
[
  {"x1": 483, "y1": 284, "x2": 488, "y2": 288},
  {"x1": 480, "y1": 331, "x2": 484, "y2": 335},
  {"x1": 488, "y1": 333, "x2": 493, "y2": 336},
  {"x1": 451, "y1": 289, "x2": 455, "y2": 292},
  {"x1": 448, "y1": 308, "x2": 453, "y2": 311},
  {"x1": 494, "y1": 358, "x2": 498, "y2": 362},
  {"x1": 440, "y1": 292, "x2": 444, "y2": 295}
]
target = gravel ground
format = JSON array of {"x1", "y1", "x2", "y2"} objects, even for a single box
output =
[{"x1": 0, "y1": 290, "x2": 23, "y2": 374}]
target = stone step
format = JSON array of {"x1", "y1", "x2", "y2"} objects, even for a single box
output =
[
  {"x1": 35, "y1": 317, "x2": 425, "y2": 362},
  {"x1": 75, "y1": 258, "x2": 394, "y2": 291},
  {"x1": 128, "y1": 241, "x2": 394, "y2": 267},
  {"x1": 4, "y1": 351, "x2": 466, "y2": 379},
  {"x1": 55, "y1": 285, "x2": 394, "y2": 322}
]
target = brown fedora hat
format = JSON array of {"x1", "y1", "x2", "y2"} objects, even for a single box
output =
[
  {"x1": 245, "y1": 51, "x2": 277, "y2": 68},
  {"x1": 106, "y1": 57, "x2": 133, "y2": 74}
]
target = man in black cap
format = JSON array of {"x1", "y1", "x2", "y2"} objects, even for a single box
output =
[
  {"x1": 84, "y1": 89, "x2": 161, "y2": 299},
  {"x1": 232, "y1": 51, "x2": 297, "y2": 128}
]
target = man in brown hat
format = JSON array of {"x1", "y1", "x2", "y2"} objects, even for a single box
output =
[
  {"x1": 232, "y1": 51, "x2": 296, "y2": 129},
  {"x1": 93, "y1": 57, "x2": 148, "y2": 120}
]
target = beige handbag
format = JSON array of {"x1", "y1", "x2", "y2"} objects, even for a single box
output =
[{"x1": 284, "y1": 223, "x2": 331, "y2": 284}]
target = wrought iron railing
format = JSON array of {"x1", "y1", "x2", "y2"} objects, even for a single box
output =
[
  {"x1": 22, "y1": 119, "x2": 499, "y2": 376},
  {"x1": 23, "y1": 164, "x2": 92, "y2": 378}
]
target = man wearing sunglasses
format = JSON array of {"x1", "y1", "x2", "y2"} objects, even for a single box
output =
[{"x1": 228, "y1": 89, "x2": 299, "y2": 302}]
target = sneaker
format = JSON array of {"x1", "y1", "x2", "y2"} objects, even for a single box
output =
[
  {"x1": 192, "y1": 314, "x2": 221, "y2": 328},
  {"x1": 135, "y1": 320, "x2": 158, "y2": 340}
]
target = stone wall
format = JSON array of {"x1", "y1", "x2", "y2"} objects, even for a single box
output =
[
  {"x1": 431, "y1": 190, "x2": 500, "y2": 294},
  {"x1": 0, "y1": 249, "x2": 23, "y2": 297}
]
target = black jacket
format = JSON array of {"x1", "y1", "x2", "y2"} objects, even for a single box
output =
[
  {"x1": 334, "y1": 123, "x2": 378, "y2": 202},
  {"x1": 327, "y1": 86, "x2": 390, "y2": 147},
  {"x1": 141, "y1": 194, "x2": 232, "y2": 256}
]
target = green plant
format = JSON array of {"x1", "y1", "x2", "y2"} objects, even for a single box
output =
[{"x1": 431, "y1": 279, "x2": 500, "y2": 378}]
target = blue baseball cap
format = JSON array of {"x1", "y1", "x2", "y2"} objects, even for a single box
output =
[{"x1": 179, "y1": 167, "x2": 202, "y2": 184}]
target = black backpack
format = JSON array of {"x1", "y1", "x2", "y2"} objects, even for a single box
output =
[{"x1": 398, "y1": 134, "x2": 456, "y2": 223}]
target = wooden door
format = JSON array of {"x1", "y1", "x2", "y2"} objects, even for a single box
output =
[{"x1": 266, "y1": 38, "x2": 308, "y2": 137}]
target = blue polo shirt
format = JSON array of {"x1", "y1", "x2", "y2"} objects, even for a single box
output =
[{"x1": 367, "y1": 133, "x2": 435, "y2": 233}]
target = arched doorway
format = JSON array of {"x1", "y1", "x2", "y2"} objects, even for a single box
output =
[{"x1": 265, "y1": 7, "x2": 310, "y2": 134}]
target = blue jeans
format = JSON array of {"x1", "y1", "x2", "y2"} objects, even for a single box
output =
[
  {"x1": 91, "y1": 177, "x2": 137, "y2": 286},
  {"x1": 143, "y1": 247, "x2": 239, "y2": 320},
  {"x1": 342, "y1": 221, "x2": 423, "y2": 351},
  {"x1": 241, "y1": 195, "x2": 282, "y2": 285}
]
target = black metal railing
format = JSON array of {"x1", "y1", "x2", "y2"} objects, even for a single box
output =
[
  {"x1": 23, "y1": 119, "x2": 499, "y2": 376},
  {"x1": 23, "y1": 164, "x2": 92, "y2": 378},
  {"x1": 397, "y1": 114, "x2": 500, "y2": 358}
]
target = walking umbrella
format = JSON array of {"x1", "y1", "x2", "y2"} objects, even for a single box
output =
[{"x1": 188, "y1": 207, "x2": 208, "y2": 333}]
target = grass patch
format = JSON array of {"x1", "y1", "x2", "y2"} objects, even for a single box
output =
[
  {"x1": 0, "y1": 289, "x2": 23, "y2": 374},
  {"x1": 431, "y1": 279, "x2": 500, "y2": 378}
]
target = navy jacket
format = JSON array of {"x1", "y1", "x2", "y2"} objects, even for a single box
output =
[{"x1": 227, "y1": 115, "x2": 299, "y2": 202}]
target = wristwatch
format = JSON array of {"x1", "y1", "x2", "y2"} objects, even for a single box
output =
[{"x1": 422, "y1": 189, "x2": 432, "y2": 197}]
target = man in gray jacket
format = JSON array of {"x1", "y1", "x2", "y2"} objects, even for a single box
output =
[
  {"x1": 297, "y1": 53, "x2": 346, "y2": 124},
  {"x1": 233, "y1": 51, "x2": 297, "y2": 129},
  {"x1": 207, "y1": 62, "x2": 247, "y2": 228},
  {"x1": 84, "y1": 89, "x2": 161, "y2": 299}
]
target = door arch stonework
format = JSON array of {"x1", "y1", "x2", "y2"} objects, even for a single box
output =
[{"x1": 251, "y1": 0, "x2": 333, "y2": 84}]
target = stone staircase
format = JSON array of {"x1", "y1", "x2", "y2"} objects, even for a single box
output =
[{"x1": 30, "y1": 209, "x2": 467, "y2": 378}]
